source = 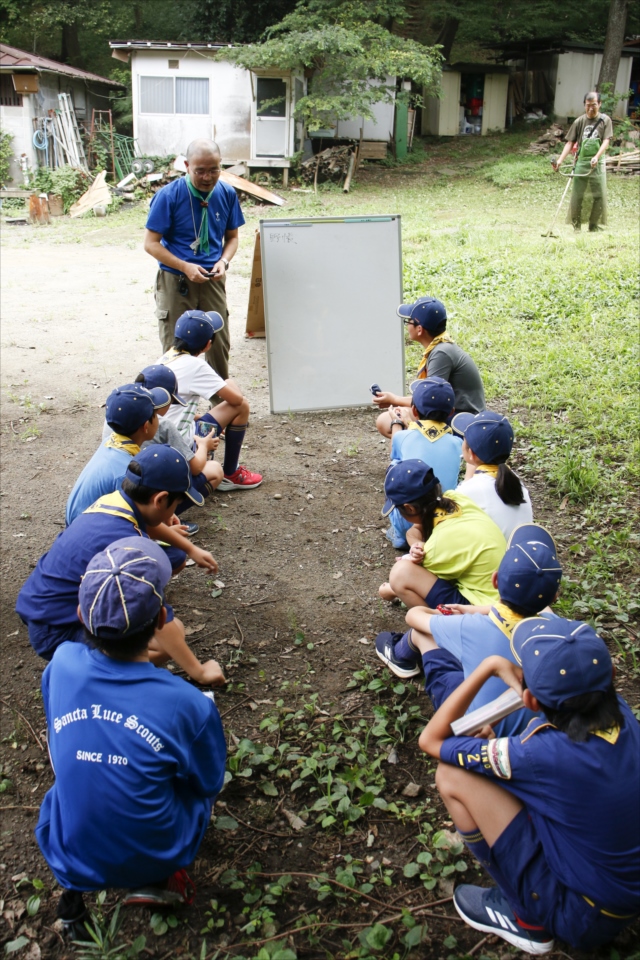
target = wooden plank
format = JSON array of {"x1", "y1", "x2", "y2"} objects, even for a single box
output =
[
  {"x1": 358, "y1": 141, "x2": 388, "y2": 160},
  {"x1": 220, "y1": 171, "x2": 285, "y2": 206},
  {"x1": 69, "y1": 171, "x2": 111, "y2": 218},
  {"x1": 245, "y1": 231, "x2": 266, "y2": 338}
]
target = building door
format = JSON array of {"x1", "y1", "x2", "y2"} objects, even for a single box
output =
[{"x1": 254, "y1": 77, "x2": 289, "y2": 157}]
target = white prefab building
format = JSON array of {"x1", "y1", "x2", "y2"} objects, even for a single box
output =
[
  {"x1": 0, "y1": 43, "x2": 123, "y2": 184},
  {"x1": 422, "y1": 64, "x2": 510, "y2": 137},
  {"x1": 110, "y1": 41, "x2": 307, "y2": 172}
]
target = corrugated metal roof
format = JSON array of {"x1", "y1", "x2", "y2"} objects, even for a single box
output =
[
  {"x1": 0, "y1": 43, "x2": 124, "y2": 86},
  {"x1": 109, "y1": 40, "x2": 231, "y2": 50}
]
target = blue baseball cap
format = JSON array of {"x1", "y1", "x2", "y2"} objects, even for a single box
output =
[
  {"x1": 105, "y1": 383, "x2": 171, "y2": 435},
  {"x1": 451, "y1": 410, "x2": 514, "y2": 464},
  {"x1": 382, "y1": 459, "x2": 440, "y2": 517},
  {"x1": 397, "y1": 297, "x2": 447, "y2": 332},
  {"x1": 175, "y1": 310, "x2": 224, "y2": 352},
  {"x1": 79, "y1": 537, "x2": 172, "y2": 639},
  {"x1": 125, "y1": 444, "x2": 205, "y2": 506},
  {"x1": 511, "y1": 616, "x2": 612, "y2": 710},
  {"x1": 138, "y1": 365, "x2": 186, "y2": 405},
  {"x1": 410, "y1": 376, "x2": 455, "y2": 419},
  {"x1": 498, "y1": 524, "x2": 562, "y2": 614}
]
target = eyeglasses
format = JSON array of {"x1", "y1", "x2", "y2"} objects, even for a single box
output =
[{"x1": 403, "y1": 319, "x2": 419, "y2": 326}]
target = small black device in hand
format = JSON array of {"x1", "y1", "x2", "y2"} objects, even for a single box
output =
[
  {"x1": 195, "y1": 420, "x2": 216, "y2": 438},
  {"x1": 370, "y1": 383, "x2": 382, "y2": 396}
]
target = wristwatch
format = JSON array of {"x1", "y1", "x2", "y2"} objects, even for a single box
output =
[
  {"x1": 390, "y1": 419, "x2": 405, "y2": 429},
  {"x1": 220, "y1": 258, "x2": 230, "y2": 271}
]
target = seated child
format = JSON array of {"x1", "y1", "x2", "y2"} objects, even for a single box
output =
[
  {"x1": 420, "y1": 617, "x2": 640, "y2": 953},
  {"x1": 17, "y1": 445, "x2": 223, "y2": 685},
  {"x1": 384, "y1": 377, "x2": 462, "y2": 548},
  {"x1": 452, "y1": 410, "x2": 533, "y2": 540},
  {"x1": 159, "y1": 309, "x2": 262, "y2": 490},
  {"x1": 379, "y1": 459, "x2": 505, "y2": 611},
  {"x1": 66, "y1": 383, "x2": 170, "y2": 526},
  {"x1": 376, "y1": 523, "x2": 562, "y2": 740},
  {"x1": 38, "y1": 537, "x2": 227, "y2": 936},
  {"x1": 102, "y1": 364, "x2": 223, "y2": 534},
  {"x1": 374, "y1": 296, "x2": 485, "y2": 438}
]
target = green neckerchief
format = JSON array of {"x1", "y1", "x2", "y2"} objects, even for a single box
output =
[{"x1": 185, "y1": 175, "x2": 215, "y2": 255}]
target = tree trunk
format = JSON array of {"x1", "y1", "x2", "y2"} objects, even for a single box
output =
[
  {"x1": 597, "y1": 0, "x2": 628, "y2": 91},
  {"x1": 436, "y1": 16, "x2": 460, "y2": 64},
  {"x1": 61, "y1": 21, "x2": 84, "y2": 68}
]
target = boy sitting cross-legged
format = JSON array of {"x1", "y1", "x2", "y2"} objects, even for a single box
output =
[
  {"x1": 420, "y1": 617, "x2": 640, "y2": 953},
  {"x1": 17, "y1": 445, "x2": 224, "y2": 686},
  {"x1": 159, "y1": 309, "x2": 262, "y2": 490},
  {"x1": 376, "y1": 523, "x2": 563, "y2": 738},
  {"x1": 39, "y1": 538, "x2": 227, "y2": 937}
]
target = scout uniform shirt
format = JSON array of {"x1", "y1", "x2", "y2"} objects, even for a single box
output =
[{"x1": 65, "y1": 434, "x2": 140, "y2": 526}]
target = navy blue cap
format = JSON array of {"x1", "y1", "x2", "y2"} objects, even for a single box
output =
[
  {"x1": 175, "y1": 310, "x2": 224, "y2": 352},
  {"x1": 79, "y1": 537, "x2": 171, "y2": 639},
  {"x1": 511, "y1": 617, "x2": 612, "y2": 710},
  {"x1": 382, "y1": 459, "x2": 440, "y2": 517},
  {"x1": 397, "y1": 297, "x2": 447, "y2": 332},
  {"x1": 410, "y1": 376, "x2": 455, "y2": 419},
  {"x1": 105, "y1": 384, "x2": 170, "y2": 435},
  {"x1": 125, "y1": 444, "x2": 204, "y2": 506},
  {"x1": 139, "y1": 365, "x2": 186, "y2": 406},
  {"x1": 498, "y1": 524, "x2": 562, "y2": 614},
  {"x1": 451, "y1": 410, "x2": 514, "y2": 464}
]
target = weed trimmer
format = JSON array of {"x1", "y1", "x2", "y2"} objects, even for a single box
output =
[{"x1": 542, "y1": 153, "x2": 592, "y2": 238}]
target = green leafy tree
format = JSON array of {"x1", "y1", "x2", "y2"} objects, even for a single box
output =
[
  {"x1": 179, "y1": 0, "x2": 299, "y2": 44},
  {"x1": 217, "y1": 0, "x2": 443, "y2": 131}
]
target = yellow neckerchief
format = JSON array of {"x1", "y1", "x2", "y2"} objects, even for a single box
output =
[
  {"x1": 105, "y1": 432, "x2": 141, "y2": 456},
  {"x1": 408, "y1": 419, "x2": 452, "y2": 442},
  {"x1": 475, "y1": 464, "x2": 500, "y2": 478},
  {"x1": 83, "y1": 490, "x2": 142, "y2": 531},
  {"x1": 416, "y1": 332, "x2": 455, "y2": 378},
  {"x1": 489, "y1": 601, "x2": 526, "y2": 643},
  {"x1": 592, "y1": 726, "x2": 620, "y2": 744},
  {"x1": 432, "y1": 501, "x2": 462, "y2": 527},
  {"x1": 161, "y1": 347, "x2": 190, "y2": 362}
]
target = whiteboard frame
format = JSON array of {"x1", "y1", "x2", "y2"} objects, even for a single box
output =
[{"x1": 260, "y1": 215, "x2": 404, "y2": 414}]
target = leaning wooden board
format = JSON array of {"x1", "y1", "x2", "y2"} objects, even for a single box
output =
[{"x1": 220, "y1": 171, "x2": 285, "y2": 206}]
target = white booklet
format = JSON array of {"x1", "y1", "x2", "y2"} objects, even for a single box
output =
[{"x1": 450, "y1": 688, "x2": 524, "y2": 737}]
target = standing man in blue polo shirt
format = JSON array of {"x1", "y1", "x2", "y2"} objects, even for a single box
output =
[{"x1": 144, "y1": 139, "x2": 245, "y2": 380}]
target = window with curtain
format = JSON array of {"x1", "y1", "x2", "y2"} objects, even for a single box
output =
[
  {"x1": 140, "y1": 76, "x2": 174, "y2": 114},
  {"x1": 176, "y1": 78, "x2": 209, "y2": 114}
]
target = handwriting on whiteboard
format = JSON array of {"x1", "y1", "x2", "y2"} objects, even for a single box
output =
[{"x1": 269, "y1": 232, "x2": 296, "y2": 244}]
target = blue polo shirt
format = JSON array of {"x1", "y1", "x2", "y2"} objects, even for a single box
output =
[
  {"x1": 65, "y1": 440, "x2": 138, "y2": 526},
  {"x1": 391, "y1": 425, "x2": 462, "y2": 492},
  {"x1": 430, "y1": 607, "x2": 549, "y2": 736},
  {"x1": 36, "y1": 642, "x2": 226, "y2": 890},
  {"x1": 440, "y1": 700, "x2": 640, "y2": 914},
  {"x1": 146, "y1": 177, "x2": 245, "y2": 274}
]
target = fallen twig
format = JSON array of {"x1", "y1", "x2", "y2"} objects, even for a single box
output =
[
  {"x1": 240, "y1": 598, "x2": 278, "y2": 607},
  {"x1": 219, "y1": 696, "x2": 254, "y2": 719},
  {"x1": 0, "y1": 698, "x2": 44, "y2": 750},
  {"x1": 0, "y1": 805, "x2": 40, "y2": 811},
  {"x1": 468, "y1": 934, "x2": 491, "y2": 955},
  {"x1": 229, "y1": 813, "x2": 291, "y2": 839},
  {"x1": 233, "y1": 615, "x2": 244, "y2": 648}
]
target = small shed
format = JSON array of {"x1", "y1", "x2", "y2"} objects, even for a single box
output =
[
  {"x1": 493, "y1": 40, "x2": 638, "y2": 121},
  {"x1": 109, "y1": 41, "x2": 307, "y2": 175},
  {"x1": 0, "y1": 43, "x2": 123, "y2": 184},
  {"x1": 422, "y1": 63, "x2": 510, "y2": 137}
]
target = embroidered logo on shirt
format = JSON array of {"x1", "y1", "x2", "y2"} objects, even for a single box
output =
[{"x1": 487, "y1": 738, "x2": 512, "y2": 779}]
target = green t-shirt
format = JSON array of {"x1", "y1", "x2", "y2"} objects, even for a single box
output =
[{"x1": 422, "y1": 491, "x2": 505, "y2": 605}]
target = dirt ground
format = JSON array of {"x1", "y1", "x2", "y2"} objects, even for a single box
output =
[{"x1": 1, "y1": 214, "x2": 638, "y2": 960}]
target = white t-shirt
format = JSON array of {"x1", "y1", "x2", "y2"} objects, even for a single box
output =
[
  {"x1": 456, "y1": 471, "x2": 533, "y2": 541},
  {"x1": 159, "y1": 351, "x2": 225, "y2": 439}
]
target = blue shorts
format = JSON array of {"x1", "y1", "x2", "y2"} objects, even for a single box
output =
[
  {"x1": 421, "y1": 648, "x2": 464, "y2": 710},
  {"x1": 163, "y1": 545, "x2": 187, "y2": 571},
  {"x1": 424, "y1": 579, "x2": 467, "y2": 608},
  {"x1": 27, "y1": 620, "x2": 87, "y2": 661},
  {"x1": 487, "y1": 808, "x2": 636, "y2": 949}
]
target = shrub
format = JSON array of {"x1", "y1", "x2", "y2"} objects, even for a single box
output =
[{"x1": 0, "y1": 127, "x2": 14, "y2": 186}]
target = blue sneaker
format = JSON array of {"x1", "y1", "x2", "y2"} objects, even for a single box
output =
[
  {"x1": 375, "y1": 631, "x2": 421, "y2": 679},
  {"x1": 453, "y1": 885, "x2": 554, "y2": 955},
  {"x1": 384, "y1": 526, "x2": 407, "y2": 549},
  {"x1": 181, "y1": 522, "x2": 199, "y2": 536}
]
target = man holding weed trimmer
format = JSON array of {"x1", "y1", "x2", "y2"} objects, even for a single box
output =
[{"x1": 552, "y1": 92, "x2": 613, "y2": 232}]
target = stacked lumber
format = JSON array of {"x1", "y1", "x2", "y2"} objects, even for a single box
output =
[
  {"x1": 606, "y1": 149, "x2": 640, "y2": 174},
  {"x1": 528, "y1": 124, "x2": 565, "y2": 154},
  {"x1": 300, "y1": 146, "x2": 355, "y2": 184}
]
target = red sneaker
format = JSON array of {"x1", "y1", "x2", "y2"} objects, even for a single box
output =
[
  {"x1": 123, "y1": 869, "x2": 196, "y2": 907},
  {"x1": 218, "y1": 466, "x2": 263, "y2": 490}
]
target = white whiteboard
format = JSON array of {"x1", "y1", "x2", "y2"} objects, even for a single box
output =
[{"x1": 260, "y1": 216, "x2": 404, "y2": 413}]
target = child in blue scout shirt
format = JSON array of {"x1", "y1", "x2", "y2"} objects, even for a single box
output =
[
  {"x1": 17, "y1": 446, "x2": 223, "y2": 685},
  {"x1": 376, "y1": 524, "x2": 562, "y2": 740},
  {"x1": 160, "y1": 310, "x2": 262, "y2": 490},
  {"x1": 420, "y1": 617, "x2": 640, "y2": 953},
  {"x1": 39, "y1": 538, "x2": 227, "y2": 936},
  {"x1": 66, "y1": 383, "x2": 170, "y2": 526},
  {"x1": 378, "y1": 460, "x2": 505, "y2": 610},
  {"x1": 374, "y1": 297, "x2": 485, "y2": 436},
  {"x1": 452, "y1": 411, "x2": 533, "y2": 540},
  {"x1": 384, "y1": 377, "x2": 462, "y2": 548}
]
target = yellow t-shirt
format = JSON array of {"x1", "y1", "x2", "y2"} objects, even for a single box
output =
[{"x1": 422, "y1": 492, "x2": 505, "y2": 605}]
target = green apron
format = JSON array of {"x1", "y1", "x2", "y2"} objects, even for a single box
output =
[{"x1": 568, "y1": 125, "x2": 608, "y2": 228}]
